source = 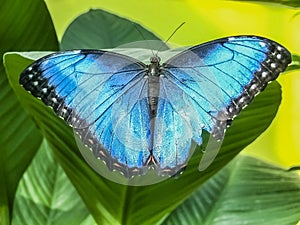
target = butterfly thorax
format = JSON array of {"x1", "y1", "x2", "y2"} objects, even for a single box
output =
[{"x1": 147, "y1": 56, "x2": 161, "y2": 118}]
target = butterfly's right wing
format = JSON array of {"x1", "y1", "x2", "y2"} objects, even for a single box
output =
[
  {"x1": 153, "y1": 36, "x2": 291, "y2": 173},
  {"x1": 20, "y1": 50, "x2": 152, "y2": 177}
]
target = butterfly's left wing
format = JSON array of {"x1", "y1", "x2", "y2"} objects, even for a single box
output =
[
  {"x1": 20, "y1": 50, "x2": 153, "y2": 177},
  {"x1": 153, "y1": 36, "x2": 291, "y2": 173}
]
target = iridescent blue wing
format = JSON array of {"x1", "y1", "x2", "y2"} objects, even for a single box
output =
[
  {"x1": 153, "y1": 36, "x2": 291, "y2": 173},
  {"x1": 20, "y1": 50, "x2": 152, "y2": 177}
]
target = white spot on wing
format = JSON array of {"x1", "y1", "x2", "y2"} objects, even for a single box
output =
[
  {"x1": 259, "y1": 42, "x2": 266, "y2": 47},
  {"x1": 52, "y1": 97, "x2": 57, "y2": 103},
  {"x1": 262, "y1": 71, "x2": 268, "y2": 78},
  {"x1": 250, "y1": 83, "x2": 258, "y2": 91}
]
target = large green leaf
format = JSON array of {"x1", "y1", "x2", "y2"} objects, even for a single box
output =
[
  {"x1": 11, "y1": 139, "x2": 95, "y2": 225},
  {"x1": 61, "y1": 9, "x2": 168, "y2": 50},
  {"x1": 4, "y1": 47, "x2": 282, "y2": 224},
  {"x1": 0, "y1": 0, "x2": 58, "y2": 224},
  {"x1": 162, "y1": 155, "x2": 300, "y2": 225}
]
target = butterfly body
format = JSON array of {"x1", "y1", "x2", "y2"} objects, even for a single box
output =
[
  {"x1": 20, "y1": 36, "x2": 291, "y2": 178},
  {"x1": 147, "y1": 56, "x2": 161, "y2": 118}
]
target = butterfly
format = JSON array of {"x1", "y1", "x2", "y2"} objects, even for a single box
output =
[{"x1": 20, "y1": 36, "x2": 291, "y2": 178}]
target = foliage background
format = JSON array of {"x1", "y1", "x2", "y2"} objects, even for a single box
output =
[{"x1": 1, "y1": 0, "x2": 300, "y2": 225}]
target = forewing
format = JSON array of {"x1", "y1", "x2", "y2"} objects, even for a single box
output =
[
  {"x1": 155, "y1": 36, "x2": 291, "y2": 171},
  {"x1": 163, "y1": 36, "x2": 291, "y2": 137},
  {"x1": 20, "y1": 50, "x2": 151, "y2": 177}
]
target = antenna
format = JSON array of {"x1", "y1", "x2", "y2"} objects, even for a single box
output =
[
  {"x1": 156, "y1": 22, "x2": 185, "y2": 54},
  {"x1": 133, "y1": 22, "x2": 186, "y2": 57},
  {"x1": 164, "y1": 22, "x2": 185, "y2": 46}
]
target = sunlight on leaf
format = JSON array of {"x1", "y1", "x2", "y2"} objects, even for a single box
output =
[{"x1": 231, "y1": 0, "x2": 300, "y2": 7}]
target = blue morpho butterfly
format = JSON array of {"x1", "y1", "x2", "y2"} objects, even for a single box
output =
[{"x1": 20, "y1": 36, "x2": 291, "y2": 178}]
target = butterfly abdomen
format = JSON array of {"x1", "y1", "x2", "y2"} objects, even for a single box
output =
[
  {"x1": 148, "y1": 75, "x2": 160, "y2": 117},
  {"x1": 147, "y1": 56, "x2": 161, "y2": 117}
]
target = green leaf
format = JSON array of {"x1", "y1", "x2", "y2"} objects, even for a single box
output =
[
  {"x1": 162, "y1": 155, "x2": 300, "y2": 225},
  {"x1": 61, "y1": 9, "x2": 168, "y2": 50},
  {"x1": 231, "y1": 0, "x2": 300, "y2": 7},
  {"x1": 0, "y1": 0, "x2": 58, "y2": 224},
  {"x1": 286, "y1": 54, "x2": 300, "y2": 71},
  {"x1": 4, "y1": 48, "x2": 282, "y2": 224},
  {"x1": 12, "y1": 139, "x2": 95, "y2": 225}
]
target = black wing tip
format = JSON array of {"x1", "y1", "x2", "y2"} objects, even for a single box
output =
[
  {"x1": 219, "y1": 39, "x2": 291, "y2": 121},
  {"x1": 213, "y1": 37, "x2": 291, "y2": 137},
  {"x1": 19, "y1": 60, "x2": 72, "y2": 117}
]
